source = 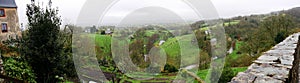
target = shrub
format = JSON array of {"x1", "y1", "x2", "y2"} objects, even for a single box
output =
[
  {"x1": 275, "y1": 31, "x2": 288, "y2": 43},
  {"x1": 235, "y1": 54, "x2": 254, "y2": 67},
  {"x1": 228, "y1": 54, "x2": 254, "y2": 67},
  {"x1": 163, "y1": 63, "x2": 178, "y2": 73},
  {"x1": 218, "y1": 64, "x2": 235, "y2": 83},
  {"x1": 3, "y1": 57, "x2": 36, "y2": 83},
  {"x1": 199, "y1": 51, "x2": 210, "y2": 70}
]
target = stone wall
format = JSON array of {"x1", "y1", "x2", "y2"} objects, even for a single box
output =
[
  {"x1": 288, "y1": 35, "x2": 300, "y2": 83},
  {"x1": 230, "y1": 32, "x2": 300, "y2": 83},
  {"x1": 0, "y1": 8, "x2": 20, "y2": 41}
]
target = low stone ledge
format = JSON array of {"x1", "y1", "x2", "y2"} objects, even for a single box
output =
[{"x1": 230, "y1": 32, "x2": 300, "y2": 83}]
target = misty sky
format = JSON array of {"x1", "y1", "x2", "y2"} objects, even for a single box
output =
[{"x1": 16, "y1": 0, "x2": 300, "y2": 26}]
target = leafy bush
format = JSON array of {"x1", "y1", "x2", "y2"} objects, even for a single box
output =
[
  {"x1": 275, "y1": 31, "x2": 288, "y2": 43},
  {"x1": 163, "y1": 63, "x2": 178, "y2": 73},
  {"x1": 3, "y1": 57, "x2": 36, "y2": 83},
  {"x1": 235, "y1": 54, "x2": 255, "y2": 67},
  {"x1": 218, "y1": 64, "x2": 235, "y2": 83},
  {"x1": 199, "y1": 51, "x2": 210, "y2": 70},
  {"x1": 227, "y1": 54, "x2": 254, "y2": 67}
]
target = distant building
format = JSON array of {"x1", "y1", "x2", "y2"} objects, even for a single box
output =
[
  {"x1": 84, "y1": 26, "x2": 98, "y2": 33},
  {"x1": 105, "y1": 28, "x2": 112, "y2": 34},
  {"x1": 0, "y1": 0, "x2": 20, "y2": 40}
]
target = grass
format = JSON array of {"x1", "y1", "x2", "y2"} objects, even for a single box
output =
[
  {"x1": 198, "y1": 20, "x2": 240, "y2": 33},
  {"x1": 231, "y1": 67, "x2": 248, "y2": 75},
  {"x1": 92, "y1": 32, "x2": 199, "y2": 66},
  {"x1": 122, "y1": 66, "x2": 248, "y2": 83},
  {"x1": 200, "y1": 27, "x2": 209, "y2": 31},
  {"x1": 197, "y1": 69, "x2": 209, "y2": 80},
  {"x1": 91, "y1": 32, "x2": 248, "y2": 82},
  {"x1": 92, "y1": 32, "x2": 200, "y2": 66},
  {"x1": 228, "y1": 40, "x2": 244, "y2": 60},
  {"x1": 223, "y1": 20, "x2": 240, "y2": 27},
  {"x1": 160, "y1": 34, "x2": 200, "y2": 66},
  {"x1": 94, "y1": 34, "x2": 112, "y2": 59},
  {"x1": 196, "y1": 67, "x2": 248, "y2": 81},
  {"x1": 119, "y1": 72, "x2": 176, "y2": 83},
  {"x1": 145, "y1": 30, "x2": 156, "y2": 36}
]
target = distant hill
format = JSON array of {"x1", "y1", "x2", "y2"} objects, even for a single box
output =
[
  {"x1": 284, "y1": 7, "x2": 300, "y2": 22},
  {"x1": 191, "y1": 6, "x2": 300, "y2": 29}
]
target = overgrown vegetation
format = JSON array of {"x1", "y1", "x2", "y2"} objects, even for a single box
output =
[
  {"x1": 3, "y1": 57, "x2": 36, "y2": 83},
  {"x1": 0, "y1": 1, "x2": 78, "y2": 82},
  {"x1": 1, "y1": 1, "x2": 300, "y2": 82}
]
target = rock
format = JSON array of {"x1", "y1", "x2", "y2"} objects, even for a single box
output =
[
  {"x1": 231, "y1": 72, "x2": 256, "y2": 83},
  {"x1": 253, "y1": 76, "x2": 283, "y2": 83},
  {"x1": 253, "y1": 60, "x2": 277, "y2": 64},
  {"x1": 279, "y1": 55, "x2": 294, "y2": 65},
  {"x1": 257, "y1": 55, "x2": 279, "y2": 61}
]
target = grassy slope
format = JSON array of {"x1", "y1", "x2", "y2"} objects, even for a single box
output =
[
  {"x1": 160, "y1": 34, "x2": 200, "y2": 66},
  {"x1": 197, "y1": 67, "x2": 247, "y2": 80},
  {"x1": 93, "y1": 27, "x2": 248, "y2": 82},
  {"x1": 196, "y1": 40, "x2": 247, "y2": 81},
  {"x1": 228, "y1": 40, "x2": 244, "y2": 59},
  {"x1": 92, "y1": 33, "x2": 198, "y2": 68},
  {"x1": 94, "y1": 34, "x2": 112, "y2": 59},
  {"x1": 224, "y1": 20, "x2": 240, "y2": 27},
  {"x1": 200, "y1": 20, "x2": 240, "y2": 31}
]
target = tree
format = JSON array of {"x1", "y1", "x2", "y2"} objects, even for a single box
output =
[
  {"x1": 260, "y1": 14, "x2": 295, "y2": 44},
  {"x1": 23, "y1": 1, "x2": 68, "y2": 82},
  {"x1": 275, "y1": 31, "x2": 288, "y2": 43},
  {"x1": 218, "y1": 63, "x2": 235, "y2": 83},
  {"x1": 129, "y1": 39, "x2": 148, "y2": 68},
  {"x1": 240, "y1": 14, "x2": 295, "y2": 56},
  {"x1": 146, "y1": 34, "x2": 159, "y2": 53}
]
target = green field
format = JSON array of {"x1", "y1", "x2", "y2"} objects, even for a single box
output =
[
  {"x1": 93, "y1": 33, "x2": 200, "y2": 67},
  {"x1": 95, "y1": 35, "x2": 112, "y2": 58},
  {"x1": 197, "y1": 67, "x2": 247, "y2": 80},
  {"x1": 116, "y1": 67, "x2": 247, "y2": 83},
  {"x1": 160, "y1": 34, "x2": 200, "y2": 66},
  {"x1": 228, "y1": 40, "x2": 244, "y2": 60},
  {"x1": 224, "y1": 20, "x2": 240, "y2": 26},
  {"x1": 92, "y1": 30, "x2": 248, "y2": 82}
]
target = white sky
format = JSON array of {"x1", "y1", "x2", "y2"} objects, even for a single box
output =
[{"x1": 16, "y1": 0, "x2": 300, "y2": 26}]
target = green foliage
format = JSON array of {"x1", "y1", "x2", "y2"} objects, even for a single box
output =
[
  {"x1": 233, "y1": 14, "x2": 296, "y2": 56},
  {"x1": 163, "y1": 63, "x2": 178, "y2": 73},
  {"x1": 95, "y1": 35, "x2": 112, "y2": 60},
  {"x1": 196, "y1": 67, "x2": 247, "y2": 81},
  {"x1": 197, "y1": 69, "x2": 209, "y2": 80},
  {"x1": 260, "y1": 14, "x2": 295, "y2": 43},
  {"x1": 227, "y1": 54, "x2": 254, "y2": 67},
  {"x1": 161, "y1": 38, "x2": 180, "y2": 58},
  {"x1": 23, "y1": 1, "x2": 74, "y2": 82},
  {"x1": 223, "y1": 20, "x2": 240, "y2": 27},
  {"x1": 195, "y1": 30, "x2": 207, "y2": 49},
  {"x1": 129, "y1": 39, "x2": 149, "y2": 68},
  {"x1": 227, "y1": 40, "x2": 244, "y2": 60},
  {"x1": 231, "y1": 67, "x2": 248, "y2": 75},
  {"x1": 199, "y1": 50, "x2": 210, "y2": 70},
  {"x1": 218, "y1": 64, "x2": 235, "y2": 83},
  {"x1": 3, "y1": 57, "x2": 36, "y2": 83},
  {"x1": 275, "y1": 31, "x2": 288, "y2": 43}
]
